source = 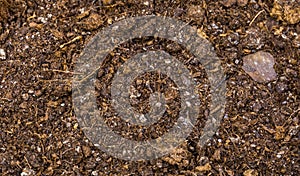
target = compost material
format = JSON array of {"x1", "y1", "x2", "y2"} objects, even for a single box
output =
[{"x1": 0, "y1": 0, "x2": 299, "y2": 175}]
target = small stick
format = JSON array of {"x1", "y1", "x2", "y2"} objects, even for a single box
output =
[
  {"x1": 24, "y1": 156, "x2": 32, "y2": 169},
  {"x1": 1, "y1": 98, "x2": 10, "y2": 101},
  {"x1": 249, "y1": 10, "x2": 265, "y2": 26},
  {"x1": 60, "y1": 36, "x2": 82, "y2": 49},
  {"x1": 48, "y1": 69, "x2": 82, "y2": 75}
]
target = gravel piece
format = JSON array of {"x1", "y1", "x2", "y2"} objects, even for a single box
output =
[{"x1": 242, "y1": 51, "x2": 277, "y2": 83}]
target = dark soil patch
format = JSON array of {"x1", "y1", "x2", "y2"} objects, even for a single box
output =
[{"x1": 0, "y1": 0, "x2": 299, "y2": 175}]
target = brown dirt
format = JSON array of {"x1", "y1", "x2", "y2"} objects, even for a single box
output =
[{"x1": 0, "y1": 0, "x2": 299, "y2": 175}]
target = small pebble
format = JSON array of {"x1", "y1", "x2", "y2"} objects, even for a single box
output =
[{"x1": 242, "y1": 51, "x2": 277, "y2": 83}]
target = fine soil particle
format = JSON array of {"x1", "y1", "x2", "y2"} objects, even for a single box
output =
[
  {"x1": 187, "y1": 5, "x2": 205, "y2": 24},
  {"x1": 0, "y1": 0, "x2": 299, "y2": 175}
]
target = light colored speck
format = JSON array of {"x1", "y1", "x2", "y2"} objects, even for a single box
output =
[
  {"x1": 38, "y1": 17, "x2": 47, "y2": 23},
  {"x1": 107, "y1": 18, "x2": 113, "y2": 24},
  {"x1": 37, "y1": 146, "x2": 41, "y2": 152},
  {"x1": 47, "y1": 14, "x2": 52, "y2": 19},
  {"x1": 28, "y1": 90, "x2": 34, "y2": 94},
  {"x1": 184, "y1": 91, "x2": 190, "y2": 96},
  {"x1": 75, "y1": 146, "x2": 81, "y2": 153},
  {"x1": 186, "y1": 101, "x2": 191, "y2": 107},
  {"x1": 143, "y1": 1, "x2": 149, "y2": 6},
  {"x1": 165, "y1": 59, "x2": 171, "y2": 64},
  {"x1": 21, "y1": 168, "x2": 35, "y2": 176},
  {"x1": 224, "y1": 114, "x2": 228, "y2": 119},
  {"x1": 0, "y1": 48, "x2": 6, "y2": 60},
  {"x1": 229, "y1": 137, "x2": 239, "y2": 143},
  {"x1": 79, "y1": 8, "x2": 85, "y2": 13},
  {"x1": 139, "y1": 114, "x2": 147, "y2": 123},
  {"x1": 92, "y1": 171, "x2": 98, "y2": 176},
  {"x1": 21, "y1": 172, "x2": 29, "y2": 176},
  {"x1": 155, "y1": 102, "x2": 162, "y2": 107}
]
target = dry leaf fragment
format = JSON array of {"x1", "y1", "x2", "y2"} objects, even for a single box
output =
[
  {"x1": 274, "y1": 126, "x2": 285, "y2": 140},
  {"x1": 195, "y1": 163, "x2": 211, "y2": 172},
  {"x1": 212, "y1": 149, "x2": 221, "y2": 161},
  {"x1": 29, "y1": 22, "x2": 43, "y2": 29},
  {"x1": 82, "y1": 145, "x2": 91, "y2": 157},
  {"x1": 19, "y1": 102, "x2": 27, "y2": 109},
  {"x1": 82, "y1": 13, "x2": 103, "y2": 30},
  {"x1": 102, "y1": 0, "x2": 113, "y2": 5},
  {"x1": 270, "y1": 0, "x2": 300, "y2": 24},
  {"x1": 243, "y1": 169, "x2": 258, "y2": 176}
]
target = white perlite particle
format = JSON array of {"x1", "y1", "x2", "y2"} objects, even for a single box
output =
[
  {"x1": 0, "y1": 48, "x2": 6, "y2": 60},
  {"x1": 92, "y1": 171, "x2": 98, "y2": 176},
  {"x1": 21, "y1": 168, "x2": 35, "y2": 176}
]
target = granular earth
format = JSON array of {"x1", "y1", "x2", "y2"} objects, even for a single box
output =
[{"x1": 0, "y1": 0, "x2": 299, "y2": 175}]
